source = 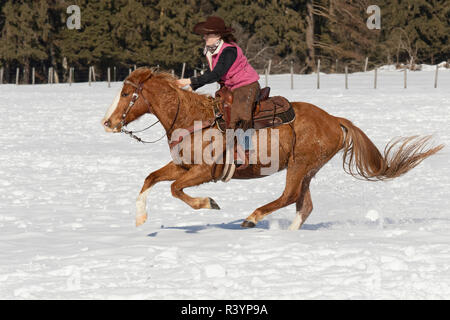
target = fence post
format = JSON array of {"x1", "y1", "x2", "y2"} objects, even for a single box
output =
[
  {"x1": 374, "y1": 68, "x2": 377, "y2": 89},
  {"x1": 335, "y1": 59, "x2": 338, "y2": 73},
  {"x1": 317, "y1": 59, "x2": 320, "y2": 89},
  {"x1": 267, "y1": 59, "x2": 272, "y2": 75},
  {"x1": 32, "y1": 68, "x2": 35, "y2": 85},
  {"x1": 129, "y1": 68, "x2": 132, "y2": 76},
  {"x1": 16, "y1": 68, "x2": 20, "y2": 85},
  {"x1": 107, "y1": 67, "x2": 111, "y2": 88},
  {"x1": 194, "y1": 69, "x2": 197, "y2": 77},
  {"x1": 92, "y1": 66, "x2": 96, "y2": 82},
  {"x1": 48, "y1": 67, "x2": 54, "y2": 84},
  {"x1": 89, "y1": 66, "x2": 92, "y2": 86},
  {"x1": 364, "y1": 57, "x2": 369, "y2": 72},
  {"x1": 345, "y1": 65, "x2": 348, "y2": 89},
  {"x1": 134, "y1": 64, "x2": 137, "y2": 71},
  {"x1": 404, "y1": 68, "x2": 407, "y2": 89},
  {"x1": 181, "y1": 62, "x2": 186, "y2": 79},
  {"x1": 290, "y1": 60, "x2": 294, "y2": 90},
  {"x1": 434, "y1": 65, "x2": 439, "y2": 88},
  {"x1": 171, "y1": 69, "x2": 174, "y2": 77},
  {"x1": 265, "y1": 68, "x2": 268, "y2": 87},
  {"x1": 69, "y1": 67, "x2": 72, "y2": 86},
  {"x1": 114, "y1": 66, "x2": 117, "y2": 82},
  {"x1": 0, "y1": 67, "x2": 3, "y2": 84}
]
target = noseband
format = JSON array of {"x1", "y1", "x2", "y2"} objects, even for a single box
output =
[{"x1": 118, "y1": 76, "x2": 180, "y2": 144}]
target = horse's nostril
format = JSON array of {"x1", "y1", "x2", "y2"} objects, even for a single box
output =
[{"x1": 104, "y1": 120, "x2": 111, "y2": 127}]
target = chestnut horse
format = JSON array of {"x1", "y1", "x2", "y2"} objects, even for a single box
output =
[{"x1": 102, "y1": 68, "x2": 443, "y2": 229}]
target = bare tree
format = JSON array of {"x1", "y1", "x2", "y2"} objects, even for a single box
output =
[
  {"x1": 312, "y1": 0, "x2": 381, "y2": 71},
  {"x1": 305, "y1": 0, "x2": 316, "y2": 73},
  {"x1": 392, "y1": 28, "x2": 419, "y2": 70},
  {"x1": 231, "y1": 22, "x2": 276, "y2": 73}
]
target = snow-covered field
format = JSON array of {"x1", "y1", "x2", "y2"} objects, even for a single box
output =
[{"x1": 1, "y1": 67, "x2": 449, "y2": 299}]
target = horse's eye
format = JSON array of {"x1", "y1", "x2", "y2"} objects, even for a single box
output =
[{"x1": 121, "y1": 93, "x2": 129, "y2": 97}]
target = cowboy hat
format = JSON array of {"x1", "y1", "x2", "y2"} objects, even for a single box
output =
[{"x1": 193, "y1": 16, "x2": 234, "y2": 35}]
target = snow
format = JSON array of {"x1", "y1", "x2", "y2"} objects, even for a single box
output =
[
  {"x1": 365, "y1": 209, "x2": 381, "y2": 222},
  {"x1": 0, "y1": 66, "x2": 449, "y2": 299}
]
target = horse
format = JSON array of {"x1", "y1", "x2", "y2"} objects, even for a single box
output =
[{"x1": 102, "y1": 67, "x2": 443, "y2": 229}]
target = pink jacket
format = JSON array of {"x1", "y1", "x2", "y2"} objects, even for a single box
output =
[{"x1": 209, "y1": 42, "x2": 260, "y2": 91}]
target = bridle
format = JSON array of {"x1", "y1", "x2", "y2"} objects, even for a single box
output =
[{"x1": 115, "y1": 76, "x2": 181, "y2": 144}]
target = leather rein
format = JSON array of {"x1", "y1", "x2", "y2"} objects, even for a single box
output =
[{"x1": 118, "y1": 77, "x2": 180, "y2": 144}]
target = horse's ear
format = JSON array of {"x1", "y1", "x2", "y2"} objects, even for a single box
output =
[{"x1": 134, "y1": 68, "x2": 153, "y2": 83}]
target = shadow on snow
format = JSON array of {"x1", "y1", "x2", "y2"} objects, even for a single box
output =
[{"x1": 147, "y1": 216, "x2": 450, "y2": 236}]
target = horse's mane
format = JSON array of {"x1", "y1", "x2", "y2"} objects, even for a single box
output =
[{"x1": 129, "y1": 67, "x2": 214, "y2": 113}]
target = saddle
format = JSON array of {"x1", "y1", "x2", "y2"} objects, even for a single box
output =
[{"x1": 213, "y1": 86, "x2": 295, "y2": 131}]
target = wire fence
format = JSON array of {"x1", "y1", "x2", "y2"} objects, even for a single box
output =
[
  {"x1": 0, "y1": 65, "x2": 161, "y2": 85},
  {"x1": 0, "y1": 63, "x2": 201, "y2": 86},
  {"x1": 0, "y1": 59, "x2": 447, "y2": 89}
]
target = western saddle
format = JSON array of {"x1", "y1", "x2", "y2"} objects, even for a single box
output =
[{"x1": 213, "y1": 85, "x2": 295, "y2": 131}]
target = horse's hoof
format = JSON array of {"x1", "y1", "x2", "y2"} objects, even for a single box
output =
[
  {"x1": 209, "y1": 198, "x2": 221, "y2": 210},
  {"x1": 241, "y1": 220, "x2": 256, "y2": 228}
]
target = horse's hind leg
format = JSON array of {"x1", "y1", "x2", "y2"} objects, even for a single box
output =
[
  {"x1": 171, "y1": 165, "x2": 220, "y2": 210},
  {"x1": 136, "y1": 161, "x2": 186, "y2": 226},
  {"x1": 288, "y1": 177, "x2": 313, "y2": 230},
  {"x1": 242, "y1": 163, "x2": 309, "y2": 228}
]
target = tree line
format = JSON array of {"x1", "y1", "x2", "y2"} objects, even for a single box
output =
[{"x1": 0, "y1": 0, "x2": 448, "y2": 84}]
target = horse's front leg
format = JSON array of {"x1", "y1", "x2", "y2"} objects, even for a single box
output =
[
  {"x1": 136, "y1": 161, "x2": 187, "y2": 226},
  {"x1": 170, "y1": 164, "x2": 220, "y2": 210}
]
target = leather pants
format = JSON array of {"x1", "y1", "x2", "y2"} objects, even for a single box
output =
[{"x1": 228, "y1": 81, "x2": 260, "y2": 130}]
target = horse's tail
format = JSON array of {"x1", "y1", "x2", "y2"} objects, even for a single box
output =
[{"x1": 337, "y1": 117, "x2": 444, "y2": 181}]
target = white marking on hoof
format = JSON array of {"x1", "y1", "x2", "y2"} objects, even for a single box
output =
[
  {"x1": 288, "y1": 212, "x2": 303, "y2": 231},
  {"x1": 135, "y1": 190, "x2": 150, "y2": 227},
  {"x1": 136, "y1": 214, "x2": 147, "y2": 227}
]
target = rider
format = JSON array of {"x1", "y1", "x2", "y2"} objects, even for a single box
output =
[{"x1": 175, "y1": 16, "x2": 260, "y2": 166}]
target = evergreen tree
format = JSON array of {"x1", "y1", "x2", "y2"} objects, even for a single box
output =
[
  {"x1": 149, "y1": 0, "x2": 205, "y2": 73},
  {"x1": 0, "y1": 0, "x2": 448, "y2": 81},
  {"x1": 56, "y1": 0, "x2": 118, "y2": 77},
  {"x1": 0, "y1": 0, "x2": 51, "y2": 83},
  {"x1": 215, "y1": 0, "x2": 307, "y2": 72},
  {"x1": 111, "y1": 0, "x2": 155, "y2": 66},
  {"x1": 312, "y1": 0, "x2": 383, "y2": 71},
  {"x1": 382, "y1": 0, "x2": 450, "y2": 67}
]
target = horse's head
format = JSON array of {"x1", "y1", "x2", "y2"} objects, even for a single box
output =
[{"x1": 102, "y1": 68, "x2": 155, "y2": 133}]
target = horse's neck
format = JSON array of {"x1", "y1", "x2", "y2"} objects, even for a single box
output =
[{"x1": 156, "y1": 91, "x2": 214, "y2": 137}]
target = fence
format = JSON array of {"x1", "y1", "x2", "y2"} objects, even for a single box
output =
[
  {"x1": 0, "y1": 58, "x2": 446, "y2": 89},
  {"x1": 0, "y1": 65, "x2": 146, "y2": 86}
]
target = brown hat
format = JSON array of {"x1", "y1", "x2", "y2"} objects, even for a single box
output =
[{"x1": 193, "y1": 16, "x2": 234, "y2": 35}]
